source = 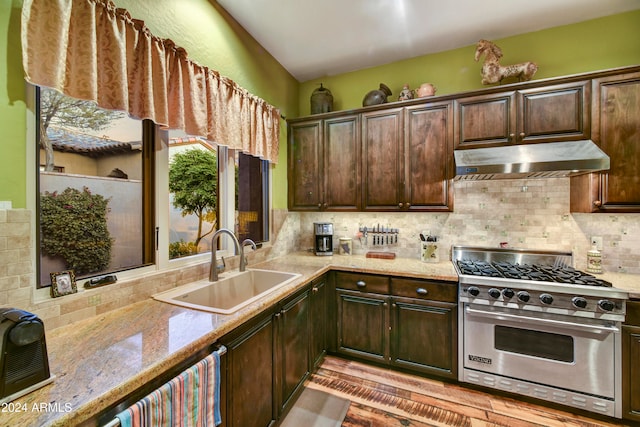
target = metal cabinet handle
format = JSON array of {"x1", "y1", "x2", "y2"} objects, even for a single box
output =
[
  {"x1": 416, "y1": 287, "x2": 428, "y2": 295},
  {"x1": 356, "y1": 280, "x2": 366, "y2": 287}
]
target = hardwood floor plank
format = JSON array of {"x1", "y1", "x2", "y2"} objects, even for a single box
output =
[
  {"x1": 342, "y1": 401, "x2": 443, "y2": 427},
  {"x1": 307, "y1": 356, "x2": 632, "y2": 427}
]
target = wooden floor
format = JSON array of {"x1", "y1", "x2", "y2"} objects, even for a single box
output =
[{"x1": 305, "y1": 356, "x2": 634, "y2": 427}]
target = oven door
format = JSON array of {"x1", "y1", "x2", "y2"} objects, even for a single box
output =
[{"x1": 463, "y1": 303, "x2": 619, "y2": 399}]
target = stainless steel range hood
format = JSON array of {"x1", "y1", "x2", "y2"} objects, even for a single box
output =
[{"x1": 454, "y1": 140, "x2": 610, "y2": 181}]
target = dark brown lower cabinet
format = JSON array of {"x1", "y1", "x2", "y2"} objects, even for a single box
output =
[
  {"x1": 336, "y1": 289, "x2": 390, "y2": 363},
  {"x1": 221, "y1": 278, "x2": 328, "y2": 427},
  {"x1": 623, "y1": 300, "x2": 640, "y2": 422},
  {"x1": 222, "y1": 309, "x2": 277, "y2": 427},
  {"x1": 310, "y1": 275, "x2": 329, "y2": 369},
  {"x1": 275, "y1": 287, "x2": 310, "y2": 415},
  {"x1": 391, "y1": 297, "x2": 457, "y2": 378},
  {"x1": 334, "y1": 272, "x2": 458, "y2": 380}
]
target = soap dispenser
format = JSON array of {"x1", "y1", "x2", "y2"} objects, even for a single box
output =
[{"x1": 586, "y1": 242, "x2": 602, "y2": 274}]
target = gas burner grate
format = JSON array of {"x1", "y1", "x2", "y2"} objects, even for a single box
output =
[
  {"x1": 457, "y1": 259, "x2": 612, "y2": 287},
  {"x1": 456, "y1": 260, "x2": 501, "y2": 277}
]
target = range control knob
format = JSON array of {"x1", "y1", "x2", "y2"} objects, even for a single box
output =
[
  {"x1": 517, "y1": 291, "x2": 530, "y2": 302},
  {"x1": 488, "y1": 288, "x2": 501, "y2": 299},
  {"x1": 502, "y1": 288, "x2": 515, "y2": 299},
  {"x1": 467, "y1": 286, "x2": 480, "y2": 297},
  {"x1": 572, "y1": 296, "x2": 588, "y2": 309},
  {"x1": 540, "y1": 293, "x2": 554, "y2": 305},
  {"x1": 598, "y1": 299, "x2": 616, "y2": 312}
]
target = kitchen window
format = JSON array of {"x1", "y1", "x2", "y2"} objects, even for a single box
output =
[{"x1": 35, "y1": 86, "x2": 270, "y2": 289}]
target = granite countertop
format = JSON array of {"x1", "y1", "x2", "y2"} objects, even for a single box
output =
[{"x1": 5, "y1": 252, "x2": 639, "y2": 426}]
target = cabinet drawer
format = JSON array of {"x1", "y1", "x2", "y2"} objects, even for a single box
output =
[
  {"x1": 335, "y1": 272, "x2": 389, "y2": 294},
  {"x1": 626, "y1": 300, "x2": 640, "y2": 326},
  {"x1": 391, "y1": 278, "x2": 457, "y2": 303}
]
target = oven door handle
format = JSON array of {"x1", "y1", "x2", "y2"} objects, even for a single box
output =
[{"x1": 464, "y1": 306, "x2": 620, "y2": 334}]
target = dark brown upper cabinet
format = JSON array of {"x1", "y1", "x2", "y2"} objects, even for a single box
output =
[
  {"x1": 571, "y1": 70, "x2": 640, "y2": 213},
  {"x1": 454, "y1": 81, "x2": 590, "y2": 149},
  {"x1": 361, "y1": 108, "x2": 405, "y2": 211},
  {"x1": 287, "y1": 116, "x2": 360, "y2": 211}
]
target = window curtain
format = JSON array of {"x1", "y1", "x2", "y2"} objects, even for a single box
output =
[{"x1": 21, "y1": 0, "x2": 280, "y2": 163}]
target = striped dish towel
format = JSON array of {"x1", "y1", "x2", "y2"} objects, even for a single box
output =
[{"x1": 116, "y1": 350, "x2": 222, "y2": 427}]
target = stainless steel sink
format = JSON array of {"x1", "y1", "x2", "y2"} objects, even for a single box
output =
[{"x1": 153, "y1": 269, "x2": 301, "y2": 314}]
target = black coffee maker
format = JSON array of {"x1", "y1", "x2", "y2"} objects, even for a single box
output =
[
  {"x1": 314, "y1": 222, "x2": 333, "y2": 256},
  {"x1": 0, "y1": 308, "x2": 52, "y2": 403}
]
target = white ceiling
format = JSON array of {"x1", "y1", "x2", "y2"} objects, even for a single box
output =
[{"x1": 216, "y1": 0, "x2": 640, "y2": 82}]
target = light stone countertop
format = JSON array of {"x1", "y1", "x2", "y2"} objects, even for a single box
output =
[{"x1": 4, "y1": 251, "x2": 638, "y2": 426}]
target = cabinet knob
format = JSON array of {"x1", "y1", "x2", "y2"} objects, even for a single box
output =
[
  {"x1": 519, "y1": 132, "x2": 525, "y2": 138},
  {"x1": 356, "y1": 280, "x2": 366, "y2": 288},
  {"x1": 406, "y1": 203, "x2": 411, "y2": 208},
  {"x1": 416, "y1": 287, "x2": 428, "y2": 295},
  {"x1": 323, "y1": 203, "x2": 327, "y2": 208},
  {"x1": 594, "y1": 200, "x2": 603, "y2": 208},
  {"x1": 317, "y1": 203, "x2": 322, "y2": 208},
  {"x1": 509, "y1": 133, "x2": 515, "y2": 141},
  {"x1": 312, "y1": 286, "x2": 318, "y2": 293},
  {"x1": 398, "y1": 203, "x2": 404, "y2": 208}
]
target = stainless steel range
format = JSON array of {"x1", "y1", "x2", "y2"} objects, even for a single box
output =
[{"x1": 452, "y1": 246, "x2": 628, "y2": 418}]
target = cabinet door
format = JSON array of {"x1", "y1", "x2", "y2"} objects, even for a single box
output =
[
  {"x1": 224, "y1": 314, "x2": 276, "y2": 427},
  {"x1": 454, "y1": 92, "x2": 516, "y2": 148},
  {"x1": 391, "y1": 297, "x2": 457, "y2": 379},
  {"x1": 336, "y1": 289, "x2": 389, "y2": 363},
  {"x1": 310, "y1": 277, "x2": 328, "y2": 369},
  {"x1": 362, "y1": 108, "x2": 404, "y2": 210},
  {"x1": 276, "y1": 288, "x2": 310, "y2": 414},
  {"x1": 404, "y1": 102, "x2": 454, "y2": 211},
  {"x1": 583, "y1": 72, "x2": 640, "y2": 212},
  {"x1": 623, "y1": 324, "x2": 640, "y2": 422},
  {"x1": 324, "y1": 115, "x2": 361, "y2": 210},
  {"x1": 288, "y1": 120, "x2": 323, "y2": 210},
  {"x1": 517, "y1": 81, "x2": 590, "y2": 144}
]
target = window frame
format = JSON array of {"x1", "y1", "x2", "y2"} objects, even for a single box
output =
[{"x1": 27, "y1": 85, "x2": 270, "y2": 299}]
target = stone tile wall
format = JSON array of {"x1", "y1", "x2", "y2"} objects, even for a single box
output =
[{"x1": 294, "y1": 179, "x2": 640, "y2": 273}]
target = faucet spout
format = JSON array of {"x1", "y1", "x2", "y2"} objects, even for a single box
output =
[
  {"x1": 209, "y1": 228, "x2": 241, "y2": 282},
  {"x1": 240, "y1": 239, "x2": 257, "y2": 272}
]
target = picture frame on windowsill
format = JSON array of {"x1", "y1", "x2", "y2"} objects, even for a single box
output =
[{"x1": 50, "y1": 270, "x2": 77, "y2": 298}]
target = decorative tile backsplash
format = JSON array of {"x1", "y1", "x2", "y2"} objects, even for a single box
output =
[
  {"x1": 1, "y1": 177, "x2": 638, "y2": 329},
  {"x1": 288, "y1": 179, "x2": 640, "y2": 273}
]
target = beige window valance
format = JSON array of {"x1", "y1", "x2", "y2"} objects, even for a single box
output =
[{"x1": 21, "y1": 0, "x2": 280, "y2": 163}]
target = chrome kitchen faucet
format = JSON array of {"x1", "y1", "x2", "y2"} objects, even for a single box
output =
[{"x1": 209, "y1": 229, "x2": 241, "y2": 282}]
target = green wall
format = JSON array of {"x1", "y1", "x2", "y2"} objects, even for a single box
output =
[
  {"x1": 2, "y1": 5, "x2": 639, "y2": 210},
  {"x1": 0, "y1": 0, "x2": 28, "y2": 208},
  {"x1": 298, "y1": 10, "x2": 640, "y2": 116}
]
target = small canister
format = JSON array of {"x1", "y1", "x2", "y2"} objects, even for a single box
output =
[
  {"x1": 420, "y1": 235, "x2": 438, "y2": 263},
  {"x1": 586, "y1": 244, "x2": 602, "y2": 274},
  {"x1": 339, "y1": 237, "x2": 352, "y2": 255}
]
